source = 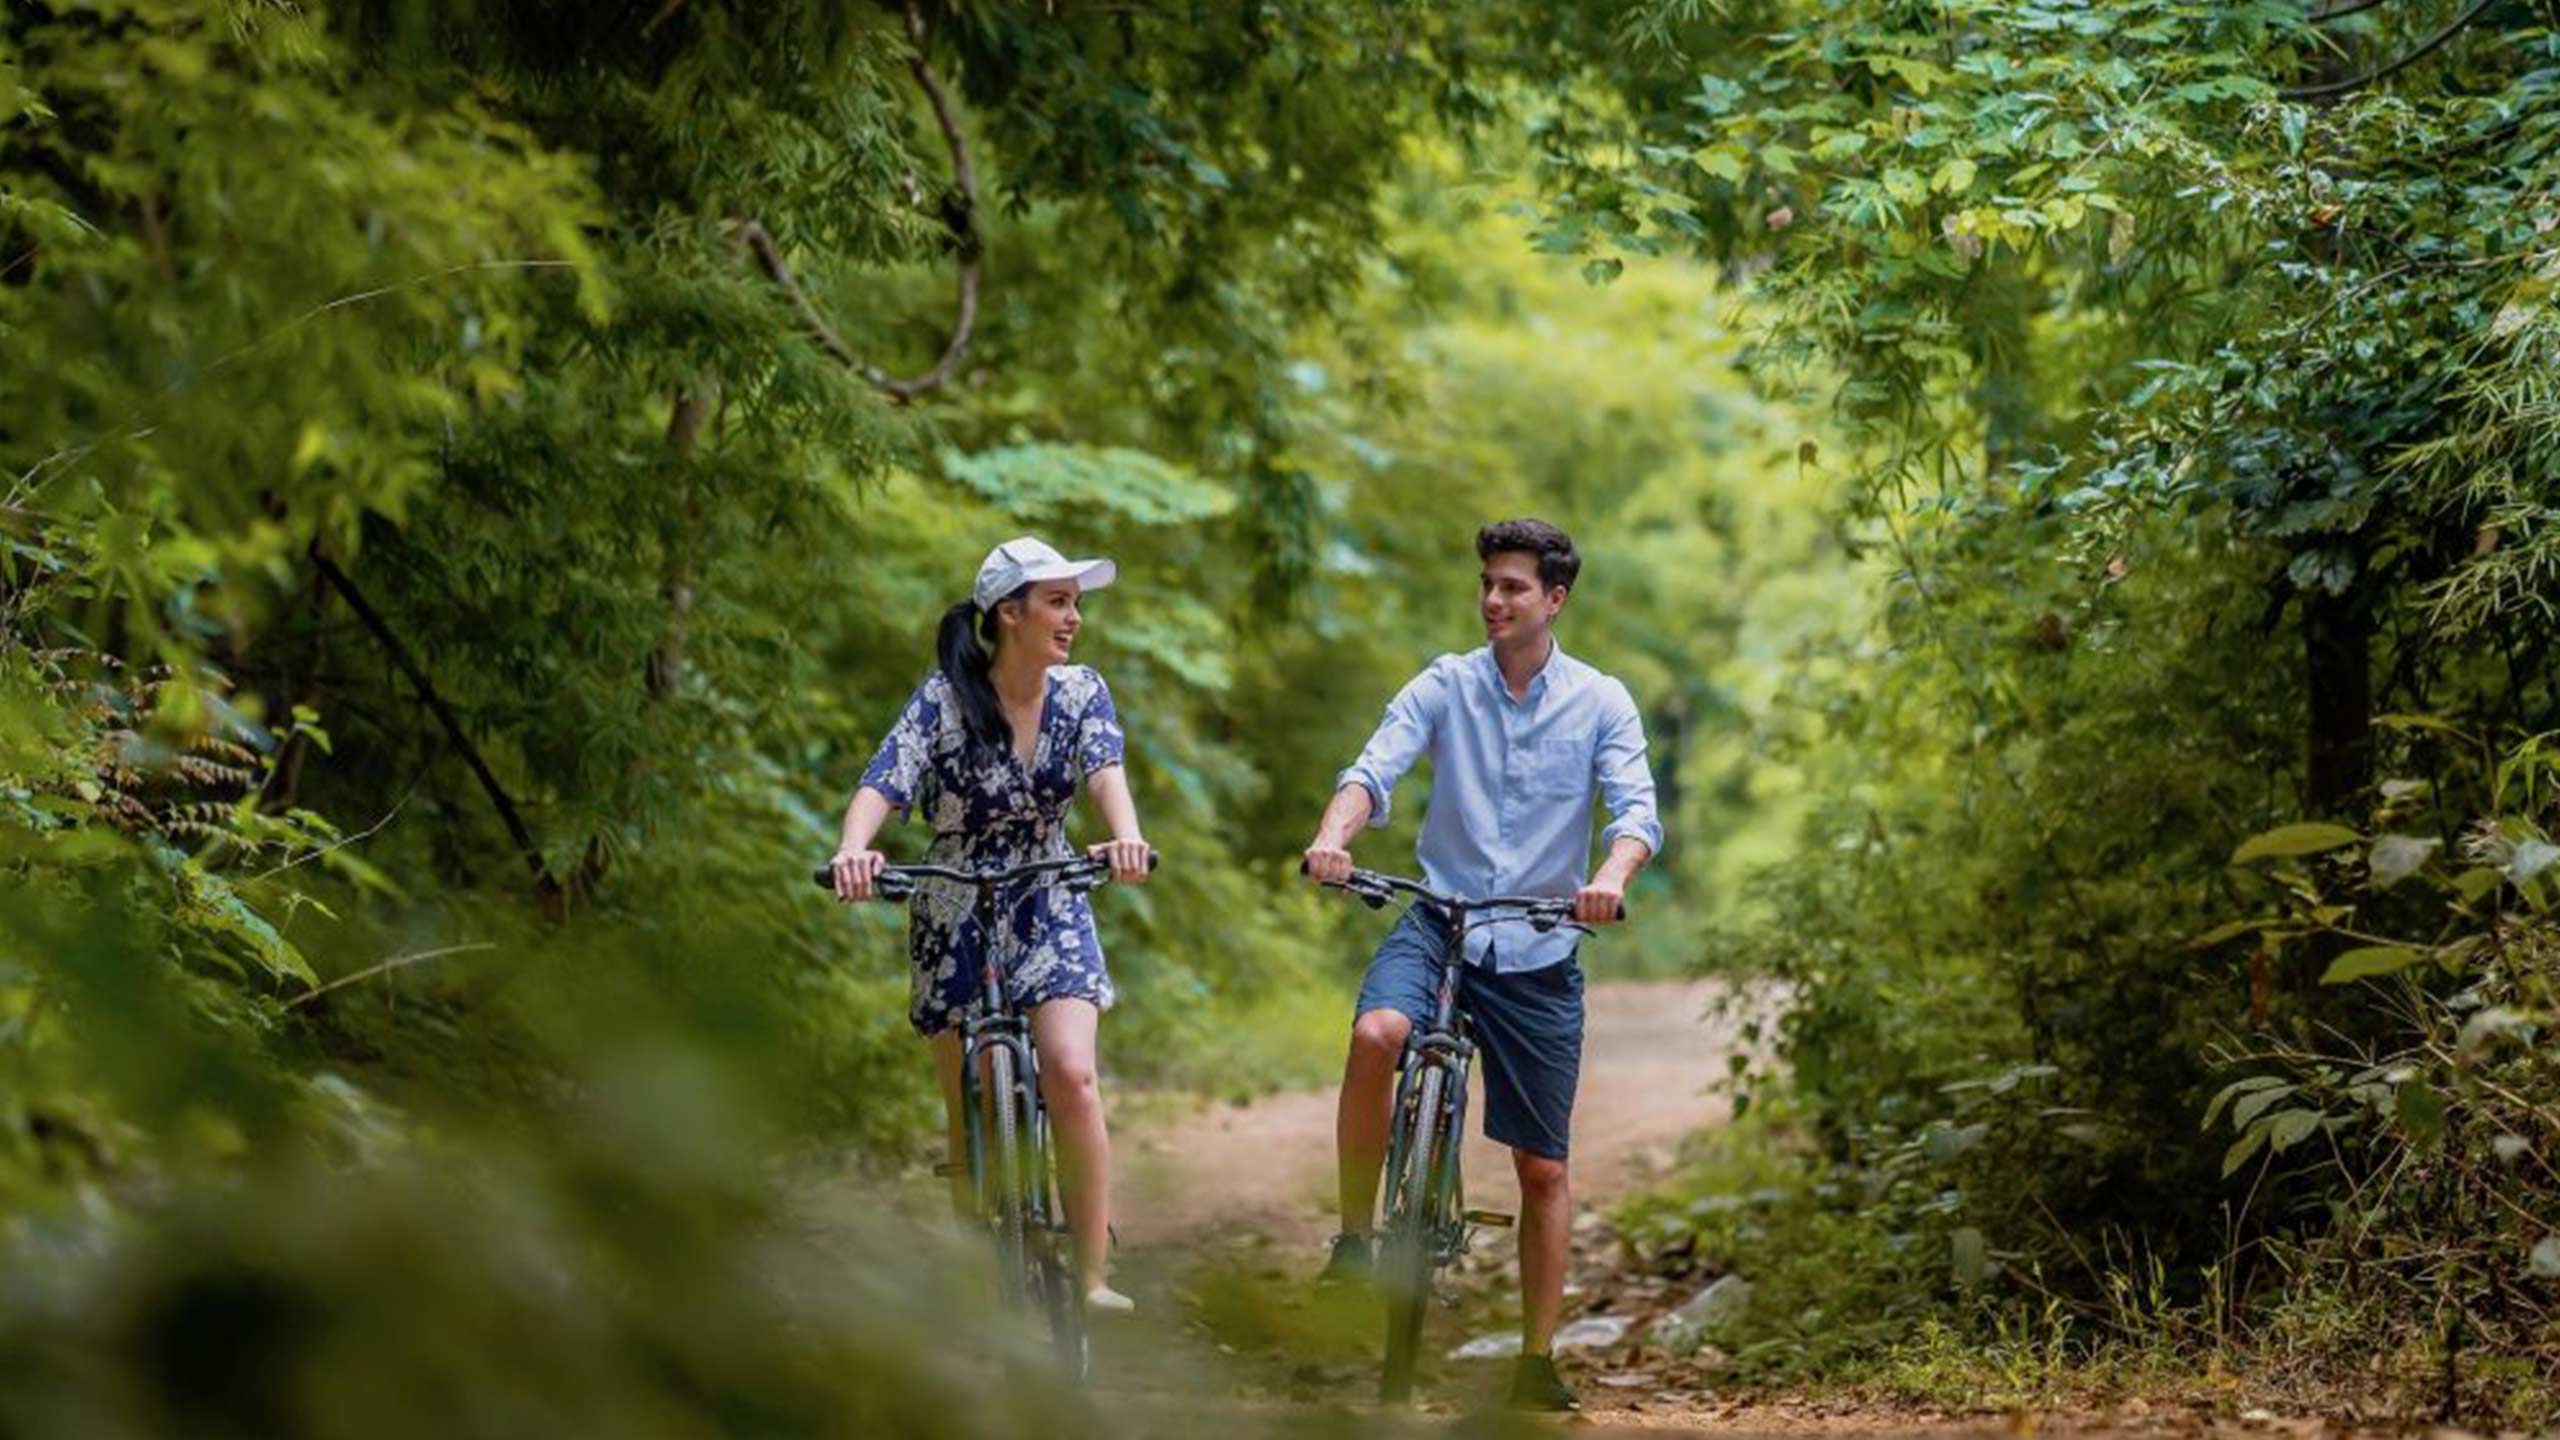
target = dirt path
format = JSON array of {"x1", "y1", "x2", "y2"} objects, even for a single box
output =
[
  {"x1": 851, "y1": 980, "x2": 2379, "y2": 1437},
  {"x1": 1116, "y1": 977, "x2": 1752, "y2": 1257},
  {"x1": 1080, "y1": 978, "x2": 1780, "y2": 1426}
]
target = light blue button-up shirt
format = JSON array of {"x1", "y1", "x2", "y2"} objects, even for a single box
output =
[{"x1": 1338, "y1": 641, "x2": 1663, "y2": 973}]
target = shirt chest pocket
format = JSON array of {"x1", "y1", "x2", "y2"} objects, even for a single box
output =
[{"x1": 1518, "y1": 735, "x2": 1591, "y2": 801}]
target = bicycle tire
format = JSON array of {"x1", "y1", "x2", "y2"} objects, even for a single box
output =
[
  {"x1": 1379, "y1": 1063, "x2": 1444, "y2": 1404},
  {"x1": 986, "y1": 1047, "x2": 1029, "y2": 1311},
  {"x1": 1031, "y1": 1112, "x2": 1090, "y2": 1381},
  {"x1": 1034, "y1": 1228, "x2": 1089, "y2": 1380}
]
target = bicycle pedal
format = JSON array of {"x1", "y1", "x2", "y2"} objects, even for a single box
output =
[{"x1": 1462, "y1": 1208, "x2": 1516, "y2": 1228}]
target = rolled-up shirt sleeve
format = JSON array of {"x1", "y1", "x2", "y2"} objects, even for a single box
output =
[
  {"x1": 1336, "y1": 663, "x2": 1448, "y2": 828},
  {"x1": 1595, "y1": 681, "x2": 1663, "y2": 857}
]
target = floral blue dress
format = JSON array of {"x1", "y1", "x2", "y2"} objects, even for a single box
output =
[{"x1": 858, "y1": 664, "x2": 1126, "y2": 1036}]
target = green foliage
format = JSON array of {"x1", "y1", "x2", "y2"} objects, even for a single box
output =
[
  {"x1": 2184, "y1": 755, "x2": 2559, "y2": 1400},
  {"x1": 1554, "y1": 0, "x2": 2560, "y2": 1415},
  {"x1": 6, "y1": 6, "x2": 1853, "y2": 1410},
  {"x1": 13, "y1": 0, "x2": 2555, "y2": 1422}
]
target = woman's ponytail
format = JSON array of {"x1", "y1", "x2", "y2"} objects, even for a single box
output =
[{"x1": 936, "y1": 597, "x2": 1011, "y2": 755}]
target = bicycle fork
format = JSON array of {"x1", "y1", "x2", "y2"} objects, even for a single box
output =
[
  {"x1": 959, "y1": 1016, "x2": 1049, "y2": 1289},
  {"x1": 1386, "y1": 1030, "x2": 1476, "y2": 1261}
]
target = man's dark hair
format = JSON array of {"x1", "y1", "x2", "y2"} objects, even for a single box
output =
[{"x1": 1476, "y1": 519, "x2": 1581, "y2": 593}]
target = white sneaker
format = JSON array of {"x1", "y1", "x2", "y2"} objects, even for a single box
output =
[{"x1": 1084, "y1": 1284, "x2": 1136, "y2": 1315}]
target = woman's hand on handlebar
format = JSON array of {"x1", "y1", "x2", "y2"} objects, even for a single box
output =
[
  {"x1": 1089, "y1": 837, "x2": 1153, "y2": 886},
  {"x1": 830, "y1": 848, "x2": 887, "y2": 902}
]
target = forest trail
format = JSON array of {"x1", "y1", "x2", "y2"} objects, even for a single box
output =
[
  {"x1": 1094, "y1": 976, "x2": 1787, "y2": 1428},
  {"x1": 864, "y1": 981, "x2": 2379, "y2": 1438},
  {"x1": 1114, "y1": 977, "x2": 1753, "y2": 1258}
]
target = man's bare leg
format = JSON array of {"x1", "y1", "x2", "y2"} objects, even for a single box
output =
[
  {"x1": 1513, "y1": 1148, "x2": 1572, "y2": 1354},
  {"x1": 1335, "y1": 1008, "x2": 1412, "y2": 1233}
]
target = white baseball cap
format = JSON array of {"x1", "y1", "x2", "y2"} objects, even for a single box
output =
[{"x1": 972, "y1": 535, "x2": 1117, "y2": 612}]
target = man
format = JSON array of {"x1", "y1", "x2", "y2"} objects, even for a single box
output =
[{"x1": 1302, "y1": 519, "x2": 1662, "y2": 1412}]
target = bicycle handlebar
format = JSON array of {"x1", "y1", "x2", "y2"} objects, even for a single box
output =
[
  {"x1": 811, "y1": 850, "x2": 1157, "y2": 901},
  {"x1": 1298, "y1": 862, "x2": 1625, "y2": 926}
]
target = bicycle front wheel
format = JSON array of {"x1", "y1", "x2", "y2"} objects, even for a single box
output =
[
  {"x1": 1033, "y1": 1231, "x2": 1089, "y2": 1380},
  {"x1": 1379, "y1": 1063, "x2": 1444, "y2": 1404},
  {"x1": 984, "y1": 1046, "x2": 1029, "y2": 1311},
  {"x1": 1028, "y1": 1110, "x2": 1091, "y2": 1381}
]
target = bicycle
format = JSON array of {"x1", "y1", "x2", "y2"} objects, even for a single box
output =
[
  {"x1": 1312, "y1": 865, "x2": 1610, "y2": 1404},
  {"x1": 810, "y1": 850, "x2": 1152, "y2": 1381}
]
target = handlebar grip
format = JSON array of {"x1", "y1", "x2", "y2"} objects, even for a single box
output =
[
  {"x1": 810, "y1": 861, "x2": 909, "y2": 899},
  {"x1": 1083, "y1": 849, "x2": 1160, "y2": 875}
]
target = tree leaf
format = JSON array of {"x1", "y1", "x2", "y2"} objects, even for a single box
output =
[
  {"x1": 2505, "y1": 839, "x2": 2560, "y2": 884},
  {"x1": 2222, "y1": 1126, "x2": 2268, "y2": 1178},
  {"x1": 2319, "y1": 945, "x2": 2428, "y2": 984},
  {"x1": 2367, "y1": 834, "x2": 2440, "y2": 888},
  {"x1": 2231, "y1": 823, "x2": 2360, "y2": 864},
  {"x1": 2202, "y1": 1075, "x2": 2288, "y2": 1131},
  {"x1": 2231, "y1": 1084, "x2": 2297, "y2": 1132},
  {"x1": 1924, "y1": 1121, "x2": 1987, "y2": 1162},
  {"x1": 2452, "y1": 866, "x2": 2504, "y2": 902},
  {"x1": 937, "y1": 444, "x2": 1235, "y2": 525},
  {"x1": 1692, "y1": 145, "x2": 1748, "y2": 183},
  {"x1": 2186, "y1": 916, "x2": 2283, "y2": 949},
  {"x1": 2266, "y1": 1108, "x2": 2323, "y2": 1153}
]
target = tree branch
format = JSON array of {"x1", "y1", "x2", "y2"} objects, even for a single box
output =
[
  {"x1": 283, "y1": 942, "x2": 496, "y2": 1011},
  {"x1": 880, "y1": 1, "x2": 983, "y2": 402},
  {"x1": 733, "y1": 4, "x2": 982, "y2": 404},
  {"x1": 2281, "y1": 0, "x2": 2500, "y2": 100},
  {"x1": 309, "y1": 544, "x2": 565, "y2": 910},
  {"x1": 734, "y1": 221, "x2": 867, "y2": 372}
]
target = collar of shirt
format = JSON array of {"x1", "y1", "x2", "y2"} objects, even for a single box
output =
[{"x1": 1478, "y1": 637, "x2": 1564, "y2": 708}]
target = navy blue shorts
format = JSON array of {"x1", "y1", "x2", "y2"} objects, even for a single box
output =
[{"x1": 1353, "y1": 905, "x2": 1586, "y2": 1161}]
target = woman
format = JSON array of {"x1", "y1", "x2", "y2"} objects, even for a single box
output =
[{"x1": 829, "y1": 536, "x2": 1150, "y2": 1314}]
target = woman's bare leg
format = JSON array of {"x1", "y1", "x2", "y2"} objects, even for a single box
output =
[
  {"x1": 1030, "y1": 998, "x2": 1111, "y2": 1292},
  {"x1": 930, "y1": 1029, "x2": 971, "y2": 1216}
]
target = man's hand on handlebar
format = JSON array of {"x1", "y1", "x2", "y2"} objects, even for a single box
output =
[
  {"x1": 1302, "y1": 841, "x2": 1355, "y2": 885},
  {"x1": 1088, "y1": 837, "x2": 1154, "y2": 886},
  {"x1": 1573, "y1": 875, "x2": 1628, "y2": 927},
  {"x1": 830, "y1": 848, "x2": 886, "y2": 903}
]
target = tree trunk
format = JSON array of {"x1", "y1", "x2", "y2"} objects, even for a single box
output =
[
  {"x1": 646, "y1": 384, "x2": 715, "y2": 702},
  {"x1": 2304, "y1": 586, "x2": 2374, "y2": 818}
]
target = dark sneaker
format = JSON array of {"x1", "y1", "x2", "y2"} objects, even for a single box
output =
[
  {"x1": 1507, "y1": 1352, "x2": 1579, "y2": 1412},
  {"x1": 1316, "y1": 1232, "x2": 1373, "y2": 1288}
]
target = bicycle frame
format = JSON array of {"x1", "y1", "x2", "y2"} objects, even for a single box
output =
[
  {"x1": 954, "y1": 875, "x2": 1050, "y2": 1253},
  {"x1": 1379, "y1": 903, "x2": 1480, "y2": 1268},
  {"x1": 1318, "y1": 865, "x2": 1598, "y2": 1402},
  {"x1": 812, "y1": 851, "x2": 1134, "y2": 1377}
]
